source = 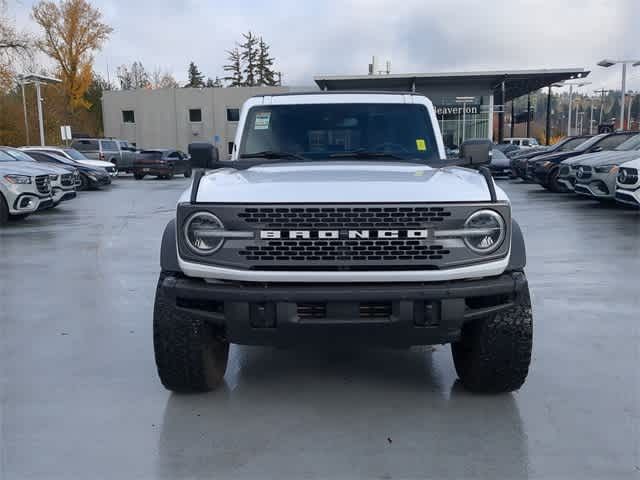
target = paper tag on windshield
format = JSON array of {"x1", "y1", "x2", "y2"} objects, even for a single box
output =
[
  {"x1": 254, "y1": 112, "x2": 271, "y2": 130},
  {"x1": 416, "y1": 139, "x2": 427, "y2": 151}
]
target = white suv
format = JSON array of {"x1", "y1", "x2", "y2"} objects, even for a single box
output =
[
  {"x1": 0, "y1": 151, "x2": 54, "y2": 225},
  {"x1": 615, "y1": 159, "x2": 640, "y2": 207}
]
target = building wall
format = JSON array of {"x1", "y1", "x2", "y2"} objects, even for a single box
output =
[{"x1": 102, "y1": 86, "x2": 291, "y2": 158}]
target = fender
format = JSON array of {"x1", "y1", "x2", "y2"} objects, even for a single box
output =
[
  {"x1": 507, "y1": 218, "x2": 527, "y2": 271},
  {"x1": 160, "y1": 219, "x2": 180, "y2": 273}
]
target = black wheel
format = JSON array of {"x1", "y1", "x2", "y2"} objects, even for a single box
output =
[
  {"x1": 184, "y1": 167, "x2": 192, "y2": 178},
  {"x1": 134, "y1": 172, "x2": 145, "y2": 180},
  {"x1": 0, "y1": 193, "x2": 9, "y2": 226},
  {"x1": 452, "y1": 295, "x2": 533, "y2": 394},
  {"x1": 166, "y1": 168, "x2": 174, "y2": 180},
  {"x1": 548, "y1": 168, "x2": 567, "y2": 193},
  {"x1": 78, "y1": 174, "x2": 89, "y2": 191},
  {"x1": 153, "y1": 274, "x2": 229, "y2": 392}
]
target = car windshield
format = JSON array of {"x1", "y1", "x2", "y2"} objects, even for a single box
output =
[
  {"x1": 63, "y1": 148, "x2": 89, "y2": 160},
  {"x1": 239, "y1": 103, "x2": 441, "y2": 163},
  {"x1": 0, "y1": 150, "x2": 19, "y2": 162},
  {"x1": 614, "y1": 133, "x2": 640, "y2": 151},
  {"x1": 1, "y1": 148, "x2": 36, "y2": 162},
  {"x1": 574, "y1": 134, "x2": 608, "y2": 152},
  {"x1": 558, "y1": 137, "x2": 589, "y2": 151}
]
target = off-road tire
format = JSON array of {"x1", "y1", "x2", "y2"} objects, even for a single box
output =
[
  {"x1": 134, "y1": 172, "x2": 145, "y2": 180},
  {"x1": 153, "y1": 274, "x2": 229, "y2": 392},
  {"x1": 452, "y1": 300, "x2": 533, "y2": 394},
  {"x1": 0, "y1": 193, "x2": 9, "y2": 226}
]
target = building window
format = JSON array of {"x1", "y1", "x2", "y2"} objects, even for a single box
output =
[
  {"x1": 122, "y1": 110, "x2": 135, "y2": 123},
  {"x1": 226, "y1": 108, "x2": 240, "y2": 122},
  {"x1": 228, "y1": 142, "x2": 234, "y2": 155},
  {"x1": 189, "y1": 108, "x2": 202, "y2": 123}
]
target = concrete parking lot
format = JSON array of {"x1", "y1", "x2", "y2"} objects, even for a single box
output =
[{"x1": 1, "y1": 177, "x2": 639, "y2": 480}]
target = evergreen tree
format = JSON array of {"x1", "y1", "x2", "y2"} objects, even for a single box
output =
[
  {"x1": 256, "y1": 36, "x2": 277, "y2": 86},
  {"x1": 240, "y1": 31, "x2": 258, "y2": 87},
  {"x1": 205, "y1": 76, "x2": 224, "y2": 88},
  {"x1": 223, "y1": 48, "x2": 243, "y2": 87},
  {"x1": 186, "y1": 61, "x2": 205, "y2": 88}
]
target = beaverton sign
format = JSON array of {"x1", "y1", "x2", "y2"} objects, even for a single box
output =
[{"x1": 435, "y1": 104, "x2": 480, "y2": 116}]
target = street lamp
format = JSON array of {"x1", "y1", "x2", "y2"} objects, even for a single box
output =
[
  {"x1": 17, "y1": 73, "x2": 61, "y2": 146},
  {"x1": 563, "y1": 81, "x2": 591, "y2": 136},
  {"x1": 597, "y1": 59, "x2": 640, "y2": 131}
]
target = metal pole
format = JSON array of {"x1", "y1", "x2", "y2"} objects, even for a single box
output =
[
  {"x1": 567, "y1": 85, "x2": 573, "y2": 136},
  {"x1": 461, "y1": 102, "x2": 466, "y2": 142},
  {"x1": 620, "y1": 63, "x2": 627, "y2": 130},
  {"x1": 20, "y1": 81, "x2": 30, "y2": 145},
  {"x1": 545, "y1": 85, "x2": 552, "y2": 144},
  {"x1": 498, "y1": 81, "x2": 505, "y2": 143},
  {"x1": 35, "y1": 80, "x2": 45, "y2": 146},
  {"x1": 526, "y1": 91, "x2": 531, "y2": 137},
  {"x1": 626, "y1": 93, "x2": 633, "y2": 130},
  {"x1": 589, "y1": 98, "x2": 595, "y2": 135},
  {"x1": 510, "y1": 100, "x2": 515, "y2": 137},
  {"x1": 575, "y1": 102, "x2": 579, "y2": 133}
]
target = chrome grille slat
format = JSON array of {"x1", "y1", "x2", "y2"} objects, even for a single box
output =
[
  {"x1": 35, "y1": 175, "x2": 50, "y2": 194},
  {"x1": 60, "y1": 174, "x2": 74, "y2": 187}
]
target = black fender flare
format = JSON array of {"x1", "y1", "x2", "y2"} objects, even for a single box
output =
[
  {"x1": 160, "y1": 219, "x2": 181, "y2": 273},
  {"x1": 507, "y1": 218, "x2": 527, "y2": 271}
]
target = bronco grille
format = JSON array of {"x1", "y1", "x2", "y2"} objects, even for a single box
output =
[
  {"x1": 60, "y1": 174, "x2": 74, "y2": 187},
  {"x1": 240, "y1": 240, "x2": 450, "y2": 263},
  {"x1": 35, "y1": 175, "x2": 50, "y2": 194},
  {"x1": 237, "y1": 206, "x2": 452, "y2": 229}
]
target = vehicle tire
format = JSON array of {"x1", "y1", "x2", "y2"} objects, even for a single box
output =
[
  {"x1": 452, "y1": 297, "x2": 533, "y2": 394},
  {"x1": 0, "y1": 193, "x2": 9, "y2": 226},
  {"x1": 134, "y1": 172, "x2": 145, "y2": 180},
  {"x1": 184, "y1": 167, "x2": 192, "y2": 178},
  {"x1": 548, "y1": 168, "x2": 567, "y2": 193},
  {"x1": 78, "y1": 174, "x2": 89, "y2": 191},
  {"x1": 9, "y1": 213, "x2": 30, "y2": 221},
  {"x1": 153, "y1": 274, "x2": 229, "y2": 392},
  {"x1": 166, "y1": 168, "x2": 174, "y2": 180}
]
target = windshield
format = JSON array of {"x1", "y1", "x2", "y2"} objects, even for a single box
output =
[
  {"x1": 63, "y1": 148, "x2": 89, "y2": 160},
  {"x1": 574, "y1": 134, "x2": 608, "y2": 152},
  {"x1": 239, "y1": 103, "x2": 440, "y2": 163},
  {"x1": 557, "y1": 137, "x2": 588, "y2": 151},
  {"x1": 0, "y1": 150, "x2": 19, "y2": 162},
  {"x1": 2, "y1": 148, "x2": 36, "y2": 162},
  {"x1": 614, "y1": 133, "x2": 640, "y2": 151}
]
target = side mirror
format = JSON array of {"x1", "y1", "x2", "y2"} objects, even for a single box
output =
[
  {"x1": 188, "y1": 142, "x2": 221, "y2": 169},
  {"x1": 590, "y1": 146, "x2": 603, "y2": 153},
  {"x1": 459, "y1": 139, "x2": 492, "y2": 166}
]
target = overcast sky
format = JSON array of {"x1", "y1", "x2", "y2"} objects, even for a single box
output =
[{"x1": 9, "y1": 0, "x2": 640, "y2": 94}]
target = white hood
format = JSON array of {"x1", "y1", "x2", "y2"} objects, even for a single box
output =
[
  {"x1": 0, "y1": 161, "x2": 68, "y2": 176},
  {"x1": 76, "y1": 159, "x2": 113, "y2": 168},
  {"x1": 184, "y1": 162, "x2": 508, "y2": 204}
]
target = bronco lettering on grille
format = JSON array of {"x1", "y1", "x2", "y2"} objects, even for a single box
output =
[{"x1": 260, "y1": 229, "x2": 430, "y2": 240}]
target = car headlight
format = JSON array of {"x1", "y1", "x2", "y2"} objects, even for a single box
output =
[
  {"x1": 49, "y1": 174, "x2": 59, "y2": 181},
  {"x1": 3, "y1": 174, "x2": 32, "y2": 184},
  {"x1": 463, "y1": 210, "x2": 506, "y2": 254},
  {"x1": 595, "y1": 164, "x2": 618, "y2": 174},
  {"x1": 184, "y1": 212, "x2": 225, "y2": 254}
]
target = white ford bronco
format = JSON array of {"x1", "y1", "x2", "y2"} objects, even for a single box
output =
[{"x1": 154, "y1": 92, "x2": 533, "y2": 394}]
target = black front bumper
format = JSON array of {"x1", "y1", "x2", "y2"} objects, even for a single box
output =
[{"x1": 158, "y1": 271, "x2": 529, "y2": 347}]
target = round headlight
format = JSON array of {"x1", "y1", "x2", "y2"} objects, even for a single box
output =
[
  {"x1": 463, "y1": 210, "x2": 506, "y2": 254},
  {"x1": 184, "y1": 212, "x2": 225, "y2": 254}
]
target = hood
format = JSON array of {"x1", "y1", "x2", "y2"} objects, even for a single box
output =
[
  {"x1": 577, "y1": 150, "x2": 640, "y2": 167},
  {"x1": 186, "y1": 161, "x2": 508, "y2": 204},
  {"x1": 530, "y1": 151, "x2": 577, "y2": 164},
  {"x1": 77, "y1": 159, "x2": 114, "y2": 168},
  {"x1": 0, "y1": 161, "x2": 62, "y2": 176}
]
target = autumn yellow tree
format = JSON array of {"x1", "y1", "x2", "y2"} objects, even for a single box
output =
[{"x1": 31, "y1": 0, "x2": 112, "y2": 115}]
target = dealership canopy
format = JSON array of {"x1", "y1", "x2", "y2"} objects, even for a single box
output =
[{"x1": 314, "y1": 68, "x2": 590, "y2": 103}]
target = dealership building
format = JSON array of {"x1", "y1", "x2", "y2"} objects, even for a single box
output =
[{"x1": 102, "y1": 68, "x2": 588, "y2": 157}]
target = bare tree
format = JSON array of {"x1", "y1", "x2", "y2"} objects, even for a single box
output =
[
  {"x1": 151, "y1": 67, "x2": 178, "y2": 89},
  {"x1": 117, "y1": 61, "x2": 150, "y2": 90},
  {"x1": 0, "y1": 0, "x2": 31, "y2": 88}
]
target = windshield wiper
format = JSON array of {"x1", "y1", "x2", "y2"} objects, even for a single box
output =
[
  {"x1": 329, "y1": 150, "x2": 406, "y2": 160},
  {"x1": 240, "y1": 150, "x2": 308, "y2": 161}
]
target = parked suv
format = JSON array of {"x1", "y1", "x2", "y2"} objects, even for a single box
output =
[
  {"x1": 1, "y1": 147, "x2": 78, "y2": 205},
  {"x1": 22, "y1": 150, "x2": 110, "y2": 190},
  {"x1": 0, "y1": 150, "x2": 53, "y2": 225},
  {"x1": 504, "y1": 137, "x2": 539, "y2": 149},
  {"x1": 133, "y1": 149, "x2": 191, "y2": 180},
  {"x1": 615, "y1": 159, "x2": 640, "y2": 207},
  {"x1": 71, "y1": 138, "x2": 137, "y2": 173},
  {"x1": 21, "y1": 146, "x2": 118, "y2": 176},
  {"x1": 153, "y1": 92, "x2": 533, "y2": 395}
]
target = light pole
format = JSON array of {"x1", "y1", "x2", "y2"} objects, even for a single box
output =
[
  {"x1": 589, "y1": 96, "x2": 596, "y2": 134},
  {"x1": 626, "y1": 91, "x2": 636, "y2": 130},
  {"x1": 564, "y1": 81, "x2": 591, "y2": 136},
  {"x1": 597, "y1": 59, "x2": 640, "y2": 131},
  {"x1": 18, "y1": 74, "x2": 61, "y2": 146}
]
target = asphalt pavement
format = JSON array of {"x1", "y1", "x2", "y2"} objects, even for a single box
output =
[{"x1": 1, "y1": 176, "x2": 639, "y2": 480}]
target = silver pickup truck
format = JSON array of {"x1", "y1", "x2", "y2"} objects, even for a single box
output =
[{"x1": 71, "y1": 138, "x2": 137, "y2": 173}]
